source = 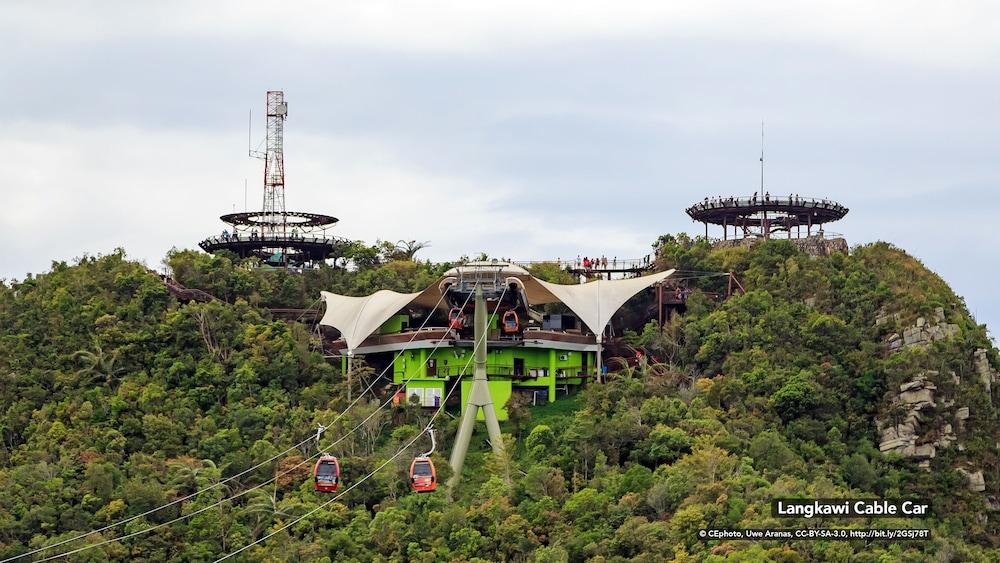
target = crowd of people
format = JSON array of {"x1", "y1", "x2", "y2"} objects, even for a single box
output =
[
  {"x1": 696, "y1": 193, "x2": 838, "y2": 208},
  {"x1": 218, "y1": 227, "x2": 310, "y2": 242},
  {"x1": 573, "y1": 254, "x2": 653, "y2": 270}
]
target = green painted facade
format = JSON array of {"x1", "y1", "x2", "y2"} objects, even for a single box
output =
[
  {"x1": 387, "y1": 320, "x2": 593, "y2": 421},
  {"x1": 379, "y1": 314, "x2": 410, "y2": 334},
  {"x1": 461, "y1": 379, "x2": 513, "y2": 420}
]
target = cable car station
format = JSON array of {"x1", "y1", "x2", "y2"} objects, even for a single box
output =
[{"x1": 319, "y1": 262, "x2": 675, "y2": 421}]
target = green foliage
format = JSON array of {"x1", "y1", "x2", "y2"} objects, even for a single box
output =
[
  {"x1": 634, "y1": 425, "x2": 692, "y2": 467},
  {"x1": 0, "y1": 237, "x2": 996, "y2": 561}
]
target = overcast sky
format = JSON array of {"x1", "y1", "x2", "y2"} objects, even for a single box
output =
[{"x1": 2, "y1": 1, "x2": 998, "y2": 336}]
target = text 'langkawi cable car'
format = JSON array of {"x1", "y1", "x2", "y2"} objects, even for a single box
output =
[
  {"x1": 501, "y1": 310, "x2": 520, "y2": 334},
  {"x1": 448, "y1": 308, "x2": 466, "y2": 330},
  {"x1": 410, "y1": 426, "x2": 438, "y2": 493}
]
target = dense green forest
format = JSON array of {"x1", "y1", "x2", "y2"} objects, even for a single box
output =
[{"x1": 0, "y1": 237, "x2": 997, "y2": 562}]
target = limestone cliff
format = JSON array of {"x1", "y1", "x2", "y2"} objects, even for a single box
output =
[{"x1": 877, "y1": 307, "x2": 997, "y2": 499}]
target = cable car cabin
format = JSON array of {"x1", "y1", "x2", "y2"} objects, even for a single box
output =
[
  {"x1": 501, "y1": 310, "x2": 520, "y2": 334},
  {"x1": 409, "y1": 457, "x2": 437, "y2": 493},
  {"x1": 448, "y1": 308, "x2": 466, "y2": 330},
  {"x1": 314, "y1": 455, "x2": 340, "y2": 493}
]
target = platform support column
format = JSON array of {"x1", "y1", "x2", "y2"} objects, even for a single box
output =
[
  {"x1": 448, "y1": 286, "x2": 504, "y2": 490},
  {"x1": 596, "y1": 334, "x2": 604, "y2": 384},
  {"x1": 345, "y1": 350, "x2": 354, "y2": 401},
  {"x1": 657, "y1": 283, "x2": 664, "y2": 330},
  {"x1": 548, "y1": 349, "x2": 556, "y2": 403}
]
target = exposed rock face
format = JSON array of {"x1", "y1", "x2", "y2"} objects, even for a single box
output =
[
  {"x1": 883, "y1": 307, "x2": 959, "y2": 353},
  {"x1": 973, "y1": 348, "x2": 997, "y2": 395},
  {"x1": 795, "y1": 236, "x2": 849, "y2": 256},
  {"x1": 711, "y1": 235, "x2": 848, "y2": 257},
  {"x1": 957, "y1": 468, "x2": 987, "y2": 492},
  {"x1": 877, "y1": 373, "x2": 939, "y2": 461},
  {"x1": 877, "y1": 371, "x2": 962, "y2": 466},
  {"x1": 876, "y1": 306, "x2": 994, "y2": 495},
  {"x1": 875, "y1": 312, "x2": 901, "y2": 327}
]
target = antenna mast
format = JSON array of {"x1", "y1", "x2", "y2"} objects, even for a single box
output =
[
  {"x1": 759, "y1": 121, "x2": 764, "y2": 192},
  {"x1": 200, "y1": 90, "x2": 342, "y2": 269},
  {"x1": 251, "y1": 92, "x2": 288, "y2": 235}
]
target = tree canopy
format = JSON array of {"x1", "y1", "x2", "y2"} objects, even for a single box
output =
[{"x1": 0, "y1": 238, "x2": 996, "y2": 561}]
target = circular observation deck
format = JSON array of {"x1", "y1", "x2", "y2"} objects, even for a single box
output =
[
  {"x1": 218, "y1": 211, "x2": 338, "y2": 228},
  {"x1": 200, "y1": 210, "x2": 347, "y2": 266},
  {"x1": 686, "y1": 195, "x2": 848, "y2": 239}
]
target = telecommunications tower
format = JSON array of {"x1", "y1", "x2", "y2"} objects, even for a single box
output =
[
  {"x1": 199, "y1": 91, "x2": 347, "y2": 268},
  {"x1": 253, "y1": 91, "x2": 288, "y2": 234}
]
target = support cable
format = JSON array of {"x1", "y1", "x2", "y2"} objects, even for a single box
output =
[
  {"x1": 6, "y1": 289, "x2": 455, "y2": 563},
  {"x1": 35, "y1": 287, "x2": 502, "y2": 563},
  {"x1": 22, "y1": 287, "x2": 478, "y2": 562},
  {"x1": 214, "y1": 288, "x2": 507, "y2": 562}
]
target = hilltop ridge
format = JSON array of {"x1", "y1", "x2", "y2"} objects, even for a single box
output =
[{"x1": 0, "y1": 238, "x2": 996, "y2": 561}]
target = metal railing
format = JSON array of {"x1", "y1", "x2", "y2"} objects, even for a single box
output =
[
  {"x1": 706, "y1": 230, "x2": 845, "y2": 244},
  {"x1": 513, "y1": 256, "x2": 656, "y2": 271},
  {"x1": 394, "y1": 365, "x2": 598, "y2": 379},
  {"x1": 201, "y1": 233, "x2": 343, "y2": 246},
  {"x1": 687, "y1": 195, "x2": 848, "y2": 213}
]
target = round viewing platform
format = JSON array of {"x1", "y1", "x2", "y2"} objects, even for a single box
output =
[
  {"x1": 218, "y1": 211, "x2": 338, "y2": 228},
  {"x1": 198, "y1": 232, "x2": 350, "y2": 263},
  {"x1": 686, "y1": 195, "x2": 848, "y2": 239},
  {"x1": 199, "y1": 210, "x2": 348, "y2": 266}
]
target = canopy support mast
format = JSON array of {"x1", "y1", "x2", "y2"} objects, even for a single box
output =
[{"x1": 448, "y1": 286, "x2": 504, "y2": 490}]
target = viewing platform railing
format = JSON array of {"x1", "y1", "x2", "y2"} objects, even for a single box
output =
[
  {"x1": 513, "y1": 256, "x2": 656, "y2": 271},
  {"x1": 394, "y1": 365, "x2": 597, "y2": 379},
  {"x1": 200, "y1": 233, "x2": 343, "y2": 246},
  {"x1": 687, "y1": 195, "x2": 848, "y2": 214}
]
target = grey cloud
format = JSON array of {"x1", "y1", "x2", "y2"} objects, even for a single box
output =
[{"x1": 2, "y1": 20, "x2": 997, "y2": 336}]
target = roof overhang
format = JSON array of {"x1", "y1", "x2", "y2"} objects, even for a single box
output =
[{"x1": 320, "y1": 265, "x2": 675, "y2": 352}]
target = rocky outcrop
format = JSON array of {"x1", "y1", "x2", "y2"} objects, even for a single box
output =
[
  {"x1": 795, "y1": 236, "x2": 848, "y2": 256},
  {"x1": 711, "y1": 235, "x2": 848, "y2": 257},
  {"x1": 877, "y1": 371, "x2": 962, "y2": 470},
  {"x1": 877, "y1": 372, "x2": 939, "y2": 461},
  {"x1": 883, "y1": 307, "x2": 959, "y2": 353},
  {"x1": 973, "y1": 348, "x2": 997, "y2": 395},
  {"x1": 957, "y1": 468, "x2": 987, "y2": 492},
  {"x1": 875, "y1": 311, "x2": 901, "y2": 327},
  {"x1": 876, "y1": 308, "x2": 994, "y2": 494},
  {"x1": 956, "y1": 406, "x2": 970, "y2": 427}
]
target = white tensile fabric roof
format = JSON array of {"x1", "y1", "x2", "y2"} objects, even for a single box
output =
[
  {"x1": 532, "y1": 269, "x2": 675, "y2": 341},
  {"x1": 320, "y1": 267, "x2": 675, "y2": 353},
  {"x1": 319, "y1": 290, "x2": 425, "y2": 352}
]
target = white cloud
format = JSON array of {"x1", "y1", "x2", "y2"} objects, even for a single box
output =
[
  {"x1": 5, "y1": 1, "x2": 1000, "y2": 69},
  {"x1": 0, "y1": 123, "x2": 650, "y2": 281}
]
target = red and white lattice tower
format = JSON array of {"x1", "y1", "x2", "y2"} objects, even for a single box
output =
[
  {"x1": 252, "y1": 91, "x2": 288, "y2": 234},
  {"x1": 201, "y1": 90, "x2": 341, "y2": 268}
]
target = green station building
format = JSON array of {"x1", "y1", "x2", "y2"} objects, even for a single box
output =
[{"x1": 320, "y1": 262, "x2": 673, "y2": 420}]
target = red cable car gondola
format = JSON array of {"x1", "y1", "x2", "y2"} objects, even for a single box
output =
[
  {"x1": 313, "y1": 455, "x2": 340, "y2": 493},
  {"x1": 501, "y1": 310, "x2": 520, "y2": 334},
  {"x1": 448, "y1": 308, "x2": 465, "y2": 330},
  {"x1": 409, "y1": 456, "x2": 437, "y2": 493}
]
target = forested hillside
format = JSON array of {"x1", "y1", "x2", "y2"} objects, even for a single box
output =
[{"x1": 0, "y1": 239, "x2": 997, "y2": 562}]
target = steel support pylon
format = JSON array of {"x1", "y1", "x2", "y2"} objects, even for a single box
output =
[{"x1": 448, "y1": 286, "x2": 504, "y2": 489}]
